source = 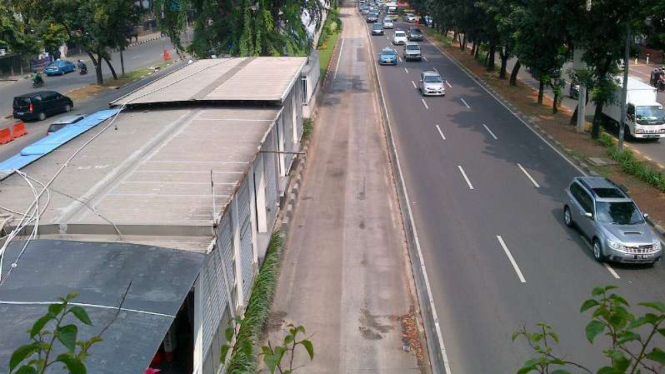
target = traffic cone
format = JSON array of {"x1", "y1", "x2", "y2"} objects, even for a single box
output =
[{"x1": 163, "y1": 49, "x2": 171, "y2": 61}]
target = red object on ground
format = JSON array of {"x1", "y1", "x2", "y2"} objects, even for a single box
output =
[
  {"x1": 12, "y1": 121, "x2": 27, "y2": 138},
  {"x1": 163, "y1": 49, "x2": 171, "y2": 61},
  {"x1": 145, "y1": 368, "x2": 161, "y2": 374},
  {"x1": 0, "y1": 128, "x2": 12, "y2": 144}
]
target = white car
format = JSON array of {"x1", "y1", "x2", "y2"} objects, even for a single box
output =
[
  {"x1": 382, "y1": 18, "x2": 394, "y2": 28},
  {"x1": 404, "y1": 13, "x2": 417, "y2": 22},
  {"x1": 393, "y1": 30, "x2": 407, "y2": 45}
]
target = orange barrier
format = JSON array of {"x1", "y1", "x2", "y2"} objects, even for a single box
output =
[
  {"x1": 163, "y1": 49, "x2": 171, "y2": 61},
  {"x1": 0, "y1": 127, "x2": 12, "y2": 144},
  {"x1": 12, "y1": 121, "x2": 27, "y2": 138}
]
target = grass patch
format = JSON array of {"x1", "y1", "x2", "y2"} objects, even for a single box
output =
[
  {"x1": 225, "y1": 232, "x2": 284, "y2": 374},
  {"x1": 302, "y1": 118, "x2": 313, "y2": 143},
  {"x1": 318, "y1": 9, "x2": 342, "y2": 80},
  {"x1": 423, "y1": 28, "x2": 452, "y2": 47},
  {"x1": 598, "y1": 132, "x2": 665, "y2": 192}
]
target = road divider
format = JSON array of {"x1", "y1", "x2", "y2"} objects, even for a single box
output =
[
  {"x1": 460, "y1": 98, "x2": 471, "y2": 109},
  {"x1": 436, "y1": 125, "x2": 446, "y2": 140},
  {"x1": 0, "y1": 127, "x2": 12, "y2": 144},
  {"x1": 12, "y1": 121, "x2": 27, "y2": 138},
  {"x1": 458, "y1": 165, "x2": 474, "y2": 190},
  {"x1": 482, "y1": 124, "x2": 497, "y2": 140},
  {"x1": 497, "y1": 236, "x2": 526, "y2": 283},
  {"x1": 517, "y1": 163, "x2": 540, "y2": 188}
]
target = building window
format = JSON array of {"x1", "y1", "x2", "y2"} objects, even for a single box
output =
[{"x1": 301, "y1": 76, "x2": 308, "y2": 105}]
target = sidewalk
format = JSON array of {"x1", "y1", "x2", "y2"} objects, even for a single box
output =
[{"x1": 268, "y1": 2, "x2": 424, "y2": 373}]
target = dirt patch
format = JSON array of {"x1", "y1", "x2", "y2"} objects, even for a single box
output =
[
  {"x1": 267, "y1": 310, "x2": 288, "y2": 332},
  {"x1": 358, "y1": 308, "x2": 393, "y2": 340},
  {"x1": 426, "y1": 30, "x2": 665, "y2": 226},
  {"x1": 399, "y1": 306, "x2": 425, "y2": 367}
]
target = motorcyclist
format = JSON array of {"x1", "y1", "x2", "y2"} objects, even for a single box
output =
[
  {"x1": 77, "y1": 59, "x2": 87, "y2": 72},
  {"x1": 32, "y1": 71, "x2": 43, "y2": 85}
]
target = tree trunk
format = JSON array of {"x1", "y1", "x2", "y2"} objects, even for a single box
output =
[
  {"x1": 475, "y1": 42, "x2": 480, "y2": 59},
  {"x1": 120, "y1": 46, "x2": 125, "y2": 77},
  {"x1": 87, "y1": 50, "x2": 103, "y2": 85},
  {"x1": 538, "y1": 79, "x2": 544, "y2": 104},
  {"x1": 510, "y1": 60, "x2": 520, "y2": 86},
  {"x1": 591, "y1": 56, "x2": 614, "y2": 139},
  {"x1": 471, "y1": 40, "x2": 476, "y2": 56},
  {"x1": 103, "y1": 56, "x2": 118, "y2": 80},
  {"x1": 487, "y1": 44, "x2": 496, "y2": 71},
  {"x1": 499, "y1": 48, "x2": 509, "y2": 79},
  {"x1": 553, "y1": 93, "x2": 559, "y2": 114}
]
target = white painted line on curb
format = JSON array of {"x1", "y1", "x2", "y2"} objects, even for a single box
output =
[
  {"x1": 445, "y1": 80, "x2": 452, "y2": 88},
  {"x1": 458, "y1": 165, "x2": 474, "y2": 190},
  {"x1": 460, "y1": 98, "x2": 471, "y2": 109},
  {"x1": 412, "y1": 81, "x2": 417, "y2": 89},
  {"x1": 405, "y1": 67, "x2": 409, "y2": 74},
  {"x1": 436, "y1": 125, "x2": 446, "y2": 140},
  {"x1": 517, "y1": 163, "x2": 540, "y2": 188},
  {"x1": 579, "y1": 236, "x2": 621, "y2": 279},
  {"x1": 422, "y1": 98, "x2": 429, "y2": 109},
  {"x1": 367, "y1": 23, "x2": 452, "y2": 374},
  {"x1": 334, "y1": 38, "x2": 346, "y2": 80},
  {"x1": 497, "y1": 236, "x2": 526, "y2": 283},
  {"x1": 482, "y1": 124, "x2": 498, "y2": 140}
]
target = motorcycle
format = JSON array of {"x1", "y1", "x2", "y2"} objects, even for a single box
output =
[
  {"x1": 79, "y1": 65, "x2": 88, "y2": 75},
  {"x1": 32, "y1": 80, "x2": 44, "y2": 88}
]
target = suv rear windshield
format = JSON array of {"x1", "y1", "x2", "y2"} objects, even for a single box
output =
[
  {"x1": 13, "y1": 97, "x2": 31, "y2": 109},
  {"x1": 410, "y1": 28, "x2": 422, "y2": 33},
  {"x1": 596, "y1": 201, "x2": 644, "y2": 225}
]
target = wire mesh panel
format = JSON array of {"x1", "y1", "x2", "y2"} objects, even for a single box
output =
[
  {"x1": 237, "y1": 181, "x2": 254, "y2": 304},
  {"x1": 219, "y1": 213, "x2": 235, "y2": 302},
  {"x1": 200, "y1": 248, "x2": 229, "y2": 360},
  {"x1": 263, "y1": 132, "x2": 278, "y2": 224},
  {"x1": 283, "y1": 98, "x2": 295, "y2": 172}
]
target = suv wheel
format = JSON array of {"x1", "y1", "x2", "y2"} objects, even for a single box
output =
[
  {"x1": 563, "y1": 206, "x2": 573, "y2": 227},
  {"x1": 592, "y1": 239, "x2": 605, "y2": 262},
  {"x1": 64, "y1": 104, "x2": 72, "y2": 112},
  {"x1": 38, "y1": 112, "x2": 46, "y2": 121}
]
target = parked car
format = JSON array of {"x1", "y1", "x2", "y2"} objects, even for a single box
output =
[
  {"x1": 46, "y1": 114, "x2": 86, "y2": 135},
  {"x1": 564, "y1": 176, "x2": 662, "y2": 264},
  {"x1": 393, "y1": 30, "x2": 408, "y2": 45},
  {"x1": 403, "y1": 13, "x2": 417, "y2": 22},
  {"x1": 372, "y1": 23, "x2": 385, "y2": 35},
  {"x1": 418, "y1": 71, "x2": 445, "y2": 96},
  {"x1": 43, "y1": 60, "x2": 76, "y2": 76},
  {"x1": 403, "y1": 42, "x2": 422, "y2": 61},
  {"x1": 13, "y1": 91, "x2": 74, "y2": 121},
  {"x1": 382, "y1": 18, "x2": 394, "y2": 28},
  {"x1": 408, "y1": 26, "x2": 424, "y2": 41},
  {"x1": 379, "y1": 47, "x2": 398, "y2": 65}
]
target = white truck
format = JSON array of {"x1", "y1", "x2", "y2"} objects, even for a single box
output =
[{"x1": 602, "y1": 77, "x2": 665, "y2": 140}]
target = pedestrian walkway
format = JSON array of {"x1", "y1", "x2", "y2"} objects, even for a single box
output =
[{"x1": 268, "y1": 1, "x2": 423, "y2": 373}]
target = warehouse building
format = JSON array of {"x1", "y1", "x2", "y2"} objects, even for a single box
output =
[{"x1": 0, "y1": 57, "x2": 307, "y2": 374}]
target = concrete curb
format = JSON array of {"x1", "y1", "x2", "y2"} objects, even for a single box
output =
[
  {"x1": 110, "y1": 34, "x2": 166, "y2": 53},
  {"x1": 280, "y1": 149, "x2": 307, "y2": 230}
]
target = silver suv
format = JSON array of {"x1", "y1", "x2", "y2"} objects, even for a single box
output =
[
  {"x1": 403, "y1": 42, "x2": 422, "y2": 61},
  {"x1": 564, "y1": 177, "x2": 662, "y2": 264}
]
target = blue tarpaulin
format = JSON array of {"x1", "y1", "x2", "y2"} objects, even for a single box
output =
[{"x1": 0, "y1": 109, "x2": 120, "y2": 179}]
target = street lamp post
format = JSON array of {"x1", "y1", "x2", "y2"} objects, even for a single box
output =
[{"x1": 618, "y1": 26, "x2": 630, "y2": 153}]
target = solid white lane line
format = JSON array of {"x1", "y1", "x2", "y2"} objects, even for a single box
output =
[
  {"x1": 579, "y1": 236, "x2": 621, "y2": 279},
  {"x1": 482, "y1": 124, "x2": 498, "y2": 140},
  {"x1": 404, "y1": 67, "x2": 409, "y2": 74},
  {"x1": 497, "y1": 236, "x2": 526, "y2": 283},
  {"x1": 333, "y1": 38, "x2": 346, "y2": 80},
  {"x1": 423, "y1": 56, "x2": 428, "y2": 61},
  {"x1": 436, "y1": 125, "x2": 446, "y2": 140},
  {"x1": 604, "y1": 263, "x2": 621, "y2": 279},
  {"x1": 411, "y1": 80, "x2": 417, "y2": 89},
  {"x1": 517, "y1": 163, "x2": 540, "y2": 188},
  {"x1": 421, "y1": 98, "x2": 429, "y2": 109},
  {"x1": 445, "y1": 80, "x2": 452, "y2": 88},
  {"x1": 457, "y1": 165, "x2": 474, "y2": 190},
  {"x1": 460, "y1": 98, "x2": 471, "y2": 109}
]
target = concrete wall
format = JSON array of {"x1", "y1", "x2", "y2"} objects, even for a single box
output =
[{"x1": 302, "y1": 50, "x2": 321, "y2": 119}]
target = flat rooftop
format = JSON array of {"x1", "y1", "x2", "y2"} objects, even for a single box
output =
[
  {"x1": 0, "y1": 107, "x2": 280, "y2": 251},
  {"x1": 111, "y1": 57, "x2": 308, "y2": 107}
]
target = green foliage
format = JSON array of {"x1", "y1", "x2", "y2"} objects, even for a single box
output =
[
  {"x1": 302, "y1": 118, "x2": 313, "y2": 143},
  {"x1": 317, "y1": 9, "x2": 342, "y2": 81},
  {"x1": 597, "y1": 132, "x2": 665, "y2": 192},
  {"x1": 9, "y1": 293, "x2": 100, "y2": 374},
  {"x1": 154, "y1": 0, "x2": 188, "y2": 55},
  {"x1": 515, "y1": 285, "x2": 665, "y2": 374},
  {"x1": 223, "y1": 232, "x2": 287, "y2": 373}
]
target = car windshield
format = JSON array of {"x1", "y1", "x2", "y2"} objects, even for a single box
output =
[
  {"x1": 406, "y1": 45, "x2": 419, "y2": 51},
  {"x1": 382, "y1": 50, "x2": 396, "y2": 56},
  {"x1": 395, "y1": 32, "x2": 405, "y2": 37},
  {"x1": 14, "y1": 98, "x2": 31, "y2": 107},
  {"x1": 424, "y1": 75, "x2": 442, "y2": 83},
  {"x1": 373, "y1": 24, "x2": 382, "y2": 29},
  {"x1": 411, "y1": 28, "x2": 422, "y2": 33},
  {"x1": 595, "y1": 201, "x2": 644, "y2": 225},
  {"x1": 636, "y1": 106, "x2": 665, "y2": 122}
]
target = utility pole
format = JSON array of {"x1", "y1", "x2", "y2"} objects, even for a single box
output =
[{"x1": 618, "y1": 26, "x2": 630, "y2": 153}]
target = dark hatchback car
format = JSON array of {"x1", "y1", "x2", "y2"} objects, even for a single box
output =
[{"x1": 13, "y1": 91, "x2": 74, "y2": 121}]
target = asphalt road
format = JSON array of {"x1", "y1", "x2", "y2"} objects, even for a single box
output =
[
  {"x1": 0, "y1": 35, "x2": 183, "y2": 118},
  {"x1": 0, "y1": 61, "x2": 185, "y2": 163},
  {"x1": 363, "y1": 10, "x2": 665, "y2": 374}
]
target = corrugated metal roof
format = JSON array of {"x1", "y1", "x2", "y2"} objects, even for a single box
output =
[{"x1": 111, "y1": 57, "x2": 307, "y2": 107}]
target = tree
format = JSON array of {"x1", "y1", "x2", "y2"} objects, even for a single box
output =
[
  {"x1": 39, "y1": 23, "x2": 68, "y2": 59},
  {"x1": 515, "y1": 285, "x2": 665, "y2": 374},
  {"x1": 0, "y1": 4, "x2": 42, "y2": 64},
  {"x1": 9, "y1": 294, "x2": 102, "y2": 374}
]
